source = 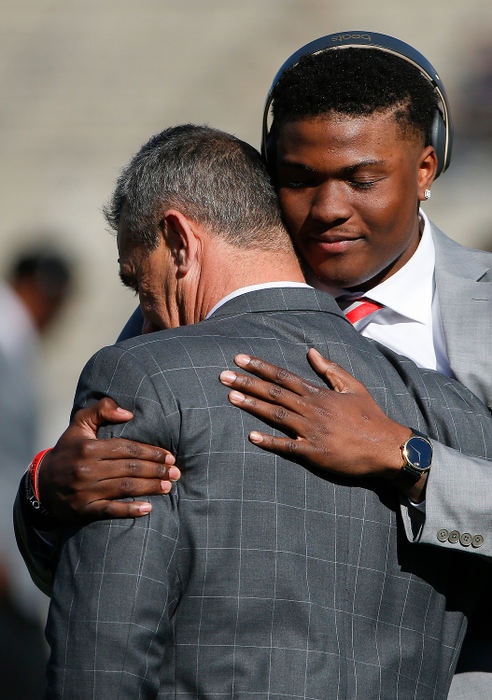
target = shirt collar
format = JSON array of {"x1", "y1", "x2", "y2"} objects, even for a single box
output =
[
  {"x1": 205, "y1": 281, "x2": 313, "y2": 320},
  {"x1": 332, "y1": 211, "x2": 435, "y2": 325},
  {"x1": 364, "y1": 211, "x2": 435, "y2": 323}
]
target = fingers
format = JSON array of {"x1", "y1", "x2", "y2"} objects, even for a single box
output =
[
  {"x1": 233, "y1": 354, "x2": 317, "y2": 396},
  {"x1": 248, "y1": 431, "x2": 326, "y2": 470},
  {"x1": 62, "y1": 467, "x2": 181, "y2": 521},
  {"x1": 81, "y1": 499, "x2": 154, "y2": 521},
  {"x1": 307, "y1": 348, "x2": 367, "y2": 394},
  {"x1": 224, "y1": 387, "x2": 304, "y2": 436},
  {"x1": 85, "y1": 474, "x2": 179, "y2": 502},
  {"x1": 75, "y1": 437, "x2": 176, "y2": 465},
  {"x1": 72, "y1": 397, "x2": 133, "y2": 437},
  {"x1": 249, "y1": 431, "x2": 307, "y2": 456},
  {"x1": 82, "y1": 459, "x2": 181, "y2": 484},
  {"x1": 220, "y1": 369, "x2": 306, "y2": 411}
]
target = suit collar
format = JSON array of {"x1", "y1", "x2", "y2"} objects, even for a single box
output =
[
  {"x1": 205, "y1": 282, "x2": 311, "y2": 320},
  {"x1": 208, "y1": 285, "x2": 347, "y2": 322}
]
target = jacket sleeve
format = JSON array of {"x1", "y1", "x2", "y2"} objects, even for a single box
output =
[
  {"x1": 400, "y1": 443, "x2": 492, "y2": 558},
  {"x1": 13, "y1": 473, "x2": 60, "y2": 596}
]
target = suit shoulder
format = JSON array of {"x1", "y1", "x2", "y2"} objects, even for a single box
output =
[
  {"x1": 431, "y1": 224, "x2": 491, "y2": 261},
  {"x1": 431, "y1": 223, "x2": 492, "y2": 280}
]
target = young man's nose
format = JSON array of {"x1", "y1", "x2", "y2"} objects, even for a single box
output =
[{"x1": 310, "y1": 181, "x2": 352, "y2": 224}]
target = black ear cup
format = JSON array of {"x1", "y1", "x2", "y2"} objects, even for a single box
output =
[{"x1": 430, "y1": 109, "x2": 447, "y2": 178}]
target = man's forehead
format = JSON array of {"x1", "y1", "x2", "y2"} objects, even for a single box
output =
[
  {"x1": 278, "y1": 110, "x2": 395, "y2": 136},
  {"x1": 276, "y1": 109, "x2": 420, "y2": 154}
]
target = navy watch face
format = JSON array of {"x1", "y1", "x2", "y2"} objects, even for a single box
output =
[{"x1": 405, "y1": 436, "x2": 432, "y2": 471}]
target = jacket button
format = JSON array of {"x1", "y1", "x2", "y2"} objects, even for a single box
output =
[
  {"x1": 448, "y1": 530, "x2": 460, "y2": 544},
  {"x1": 459, "y1": 532, "x2": 472, "y2": 547},
  {"x1": 437, "y1": 528, "x2": 449, "y2": 542},
  {"x1": 472, "y1": 534, "x2": 484, "y2": 549}
]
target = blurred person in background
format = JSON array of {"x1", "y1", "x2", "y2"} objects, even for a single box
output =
[{"x1": 0, "y1": 246, "x2": 71, "y2": 699}]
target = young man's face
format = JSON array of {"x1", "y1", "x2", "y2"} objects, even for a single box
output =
[{"x1": 274, "y1": 112, "x2": 436, "y2": 291}]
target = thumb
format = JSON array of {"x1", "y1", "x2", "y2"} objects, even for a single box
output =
[
  {"x1": 71, "y1": 397, "x2": 133, "y2": 437},
  {"x1": 307, "y1": 348, "x2": 362, "y2": 394}
]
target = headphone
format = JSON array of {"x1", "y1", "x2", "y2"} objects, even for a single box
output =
[{"x1": 261, "y1": 31, "x2": 453, "y2": 178}]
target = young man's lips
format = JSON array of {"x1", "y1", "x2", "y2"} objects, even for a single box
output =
[{"x1": 311, "y1": 236, "x2": 362, "y2": 253}]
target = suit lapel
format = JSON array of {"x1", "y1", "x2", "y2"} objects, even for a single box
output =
[{"x1": 432, "y1": 224, "x2": 492, "y2": 405}]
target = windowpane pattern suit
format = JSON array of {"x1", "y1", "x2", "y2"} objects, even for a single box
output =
[{"x1": 46, "y1": 288, "x2": 492, "y2": 699}]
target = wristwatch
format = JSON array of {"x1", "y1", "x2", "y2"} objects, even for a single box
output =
[{"x1": 400, "y1": 429, "x2": 433, "y2": 484}]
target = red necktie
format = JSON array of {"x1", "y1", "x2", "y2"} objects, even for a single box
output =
[{"x1": 338, "y1": 296, "x2": 384, "y2": 325}]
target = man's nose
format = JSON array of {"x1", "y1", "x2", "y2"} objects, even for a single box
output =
[{"x1": 310, "y1": 181, "x2": 352, "y2": 224}]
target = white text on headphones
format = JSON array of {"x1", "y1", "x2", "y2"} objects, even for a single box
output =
[{"x1": 330, "y1": 34, "x2": 372, "y2": 43}]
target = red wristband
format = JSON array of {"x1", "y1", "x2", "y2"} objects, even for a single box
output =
[{"x1": 28, "y1": 448, "x2": 53, "y2": 501}]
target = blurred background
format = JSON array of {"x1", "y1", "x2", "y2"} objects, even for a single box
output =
[{"x1": 1, "y1": 0, "x2": 492, "y2": 694}]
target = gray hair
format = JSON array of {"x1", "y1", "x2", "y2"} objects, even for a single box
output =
[{"x1": 104, "y1": 124, "x2": 287, "y2": 250}]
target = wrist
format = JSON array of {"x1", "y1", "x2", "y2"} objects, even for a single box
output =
[
  {"x1": 392, "y1": 429, "x2": 433, "y2": 502},
  {"x1": 379, "y1": 424, "x2": 413, "y2": 479},
  {"x1": 404, "y1": 472, "x2": 428, "y2": 503},
  {"x1": 21, "y1": 469, "x2": 59, "y2": 530},
  {"x1": 29, "y1": 448, "x2": 53, "y2": 501}
]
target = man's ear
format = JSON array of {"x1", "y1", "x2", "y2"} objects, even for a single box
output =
[
  {"x1": 417, "y1": 145, "x2": 438, "y2": 201},
  {"x1": 161, "y1": 209, "x2": 201, "y2": 278}
]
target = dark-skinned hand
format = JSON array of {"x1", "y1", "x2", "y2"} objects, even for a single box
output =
[
  {"x1": 220, "y1": 349, "x2": 425, "y2": 501},
  {"x1": 37, "y1": 397, "x2": 180, "y2": 522}
]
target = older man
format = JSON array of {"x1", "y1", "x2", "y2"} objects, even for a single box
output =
[{"x1": 43, "y1": 125, "x2": 492, "y2": 699}]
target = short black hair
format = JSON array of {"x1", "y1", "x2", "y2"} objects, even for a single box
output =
[
  {"x1": 104, "y1": 124, "x2": 287, "y2": 252},
  {"x1": 270, "y1": 48, "x2": 438, "y2": 145},
  {"x1": 8, "y1": 249, "x2": 72, "y2": 299}
]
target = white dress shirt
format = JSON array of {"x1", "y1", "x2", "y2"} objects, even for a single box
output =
[
  {"x1": 205, "y1": 281, "x2": 312, "y2": 320},
  {"x1": 316, "y1": 211, "x2": 452, "y2": 376}
]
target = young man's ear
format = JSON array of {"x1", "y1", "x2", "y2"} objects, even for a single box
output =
[
  {"x1": 161, "y1": 209, "x2": 201, "y2": 277},
  {"x1": 417, "y1": 145, "x2": 438, "y2": 201}
]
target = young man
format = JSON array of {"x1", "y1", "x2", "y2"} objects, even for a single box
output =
[
  {"x1": 217, "y1": 36, "x2": 492, "y2": 697},
  {"x1": 222, "y1": 35, "x2": 492, "y2": 551},
  {"x1": 44, "y1": 124, "x2": 491, "y2": 699}
]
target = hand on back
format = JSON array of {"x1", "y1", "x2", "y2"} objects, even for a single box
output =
[
  {"x1": 220, "y1": 349, "x2": 412, "y2": 482},
  {"x1": 37, "y1": 398, "x2": 180, "y2": 522}
]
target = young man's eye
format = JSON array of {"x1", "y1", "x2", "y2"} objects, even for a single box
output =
[
  {"x1": 276, "y1": 169, "x2": 314, "y2": 190},
  {"x1": 350, "y1": 179, "x2": 378, "y2": 190},
  {"x1": 286, "y1": 179, "x2": 308, "y2": 189}
]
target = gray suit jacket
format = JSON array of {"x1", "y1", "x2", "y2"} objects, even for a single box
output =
[
  {"x1": 46, "y1": 288, "x2": 492, "y2": 699},
  {"x1": 434, "y1": 223, "x2": 492, "y2": 406},
  {"x1": 428, "y1": 225, "x2": 492, "y2": 698},
  {"x1": 399, "y1": 225, "x2": 492, "y2": 558}
]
